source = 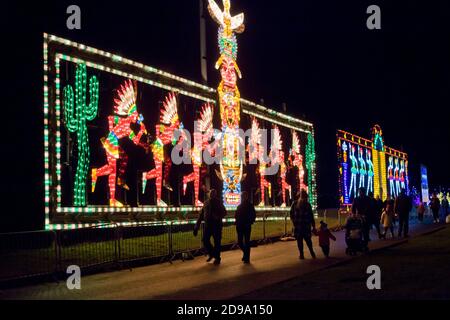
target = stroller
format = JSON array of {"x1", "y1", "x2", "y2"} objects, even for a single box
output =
[{"x1": 345, "y1": 215, "x2": 368, "y2": 256}]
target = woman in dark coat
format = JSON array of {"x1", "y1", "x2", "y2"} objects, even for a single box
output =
[{"x1": 290, "y1": 190, "x2": 316, "y2": 259}]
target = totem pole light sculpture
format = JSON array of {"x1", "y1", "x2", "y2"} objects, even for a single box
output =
[
  {"x1": 208, "y1": 0, "x2": 245, "y2": 206},
  {"x1": 372, "y1": 125, "x2": 388, "y2": 200},
  {"x1": 63, "y1": 63, "x2": 99, "y2": 207}
]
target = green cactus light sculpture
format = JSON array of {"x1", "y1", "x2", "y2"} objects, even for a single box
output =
[{"x1": 63, "y1": 63, "x2": 99, "y2": 207}]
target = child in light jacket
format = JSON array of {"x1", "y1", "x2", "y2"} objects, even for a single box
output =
[{"x1": 380, "y1": 202, "x2": 395, "y2": 239}]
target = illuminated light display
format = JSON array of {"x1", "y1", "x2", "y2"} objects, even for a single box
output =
[
  {"x1": 372, "y1": 125, "x2": 388, "y2": 200},
  {"x1": 279, "y1": 151, "x2": 291, "y2": 207},
  {"x1": 248, "y1": 117, "x2": 261, "y2": 164},
  {"x1": 248, "y1": 117, "x2": 270, "y2": 206},
  {"x1": 337, "y1": 139, "x2": 350, "y2": 204},
  {"x1": 182, "y1": 103, "x2": 215, "y2": 207},
  {"x1": 358, "y1": 146, "x2": 367, "y2": 189},
  {"x1": 388, "y1": 156, "x2": 395, "y2": 197},
  {"x1": 142, "y1": 93, "x2": 182, "y2": 206},
  {"x1": 209, "y1": 0, "x2": 245, "y2": 207},
  {"x1": 394, "y1": 158, "x2": 400, "y2": 197},
  {"x1": 337, "y1": 125, "x2": 408, "y2": 205},
  {"x1": 290, "y1": 130, "x2": 306, "y2": 192},
  {"x1": 43, "y1": 32, "x2": 317, "y2": 230},
  {"x1": 305, "y1": 132, "x2": 318, "y2": 209},
  {"x1": 271, "y1": 126, "x2": 290, "y2": 206},
  {"x1": 91, "y1": 80, "x2": 147, "y2": 207},
  {"x1": 366, "y1": 149, "x2": 374, "y2": 194},
  {"x1": 63, "y1": 63, "x2": 99, "y2": 207}
]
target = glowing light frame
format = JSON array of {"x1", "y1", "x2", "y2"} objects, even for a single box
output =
[{"x1": 43, "y1": 33, "x2": 316, "y2": 230}]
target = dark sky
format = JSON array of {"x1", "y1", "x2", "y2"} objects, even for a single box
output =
[{"x1": 2, "y1": 0, "x2": 450, "y2": 230}]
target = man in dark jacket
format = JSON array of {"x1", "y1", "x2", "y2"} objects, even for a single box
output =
[
  {"x1": 430, "y1": 193, "x2": 440, "y2": 223},
  {"x1": 367, "y1": 192, "x2": 382, "y2": 239},
  {"x1": 194, "y1": 189, "x2": 227, "y2": 264},
  {"x1": 394, "y1": 189, "x2": 413, "y2": 238},
  {"x1": 352, "y1": 187, "x2": 371, "y2": 246},
  {"x1": 235, "y1": 191, "x2": 256, "y2": 264}
]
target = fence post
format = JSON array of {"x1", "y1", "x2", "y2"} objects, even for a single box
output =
[
  {"x1": 55, "y1": 230, "x2": 62, "y2": 275},
  {"x1": 324, "y1": 209, "x2": 327, "y2": 223},
  {"x1": 52, "y1": 231, "x2": 59, "y2": 280},
  {"x1": 168, "y1": 221, "x2": 173, "y2": 259},
  {"x1": 263, "y1": 212, "x2": 266, "y2": 241},
  {"x1": 115, "y1": 224, "x2": 121, "y2": 267},
  {"x1": 284, "y1": 211, "x2": 288, "y2": 236}
]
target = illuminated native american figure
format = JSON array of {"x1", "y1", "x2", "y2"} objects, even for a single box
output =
[
  {"x1": 271, "y1": 126, "x2": 289, "y2": 207},
  {"x1": 91, "y1": 80, "x2": 147, "y2": 207},
  {"x1": 248, "y1": 117, "x2": 270, "y2": 206},
  {"x1": 208, "y1": 0, "x2": 245, "y2": 206},
  {"x1": 279, "y1": 151, "x2": 291, "y2": 207},
  {"x1": 394, "y1": 158, "x2": 400, "y2": 196},
  {"x1": 349, "y1": 144, "x2": 359, "y2": 199},
  {"x1": 399, "y1": 159, "x2": 406, "y2": 191},
  {"x1": 388, "y1": 156, "x2": 395, "y2": 198},
  {"x1": 290, "y1": 130, "x2": 307, "y2": 192},
  {"x1": 366, "y1": 149, "x2": 374, "y2": 194},
  {"x1": 142, "y1": 93, "x2": 183, "y2": 206},
  {"x1": 182, "y1": 103, "x2": 216, "y2": 207}
]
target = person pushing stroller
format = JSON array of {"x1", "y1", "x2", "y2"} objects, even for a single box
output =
[{"x1": 345, "y1": 210, "x2": 366, "y2": 256}]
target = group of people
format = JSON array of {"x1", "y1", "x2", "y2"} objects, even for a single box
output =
[
  {"x1": 427, "y1": 193, "x2": 449, "y2": 223},
  {"x1": 345, "y1": 187, "x2": 413, "y2": 254},
  {"x1": 193, "y1": 188, "x2": 336, "y2": 264},
  {"x1": 193, "y1": 190, "x2": 256, "y2": 265},
  {"x1": 193, "y1": 185, "x2": 432, "y2": 264}
]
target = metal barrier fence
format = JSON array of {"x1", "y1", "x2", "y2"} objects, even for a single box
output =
[{"x1": 0, "y1": 210, "x2": 347, "y2": 284}]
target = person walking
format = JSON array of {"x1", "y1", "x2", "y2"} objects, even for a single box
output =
[
  {"x1": 375, "y1": 195, "x2": 384, "y2": 220},
  {"x1": 430, "y1": 193, "x2": 440, "y2": 223},
  {"x1": 440, "y1": 195, "x2": 449, "y2": 223},
  {"x1": 380, "y1": 201, "x2": 395, "y2": 239},
  {"x1": 235, "y1": 191, "x2": 256, "y2": 264},
  {"x1": 394, "y1": 189, "x2": 413, "y2": 238},
  {"x1": 368, "y1": 192, "x2": 382, "y2": 239},
  {"x1": 344, "y1": 210, "x2": 365, "y2": 255},
  {"x1": 314, "y1": 221, "x2": 336, "y2": 258},
  {"x1": 352, "y1": 187, "x2": 371, "y2": 248},
  {"x1": 290, "y1": 189, "x2": 316, "y2": 260},
  {"x1": 417, "y1": 202, "x2": 425, "y2": 222},
  {"x1": 194, "y1": 189, "x2": 227, "y2": 265}
]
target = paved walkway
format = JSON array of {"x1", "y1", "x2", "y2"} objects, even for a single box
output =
[{"x1": 0, "y1": 220, "x2": 442, "y2": 300}]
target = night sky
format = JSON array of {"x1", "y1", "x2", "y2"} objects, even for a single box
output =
[{"x1": 2, "y1": 0, "x2": 450, "y2": 231}]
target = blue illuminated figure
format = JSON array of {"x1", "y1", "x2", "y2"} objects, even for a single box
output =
[
  {"x1": 342, "y1": 142, "x2": 349, "y2": 203},
  {"x1": 358, "y1": 146, "x2": 367, "y2": 190},
  {"x1": 366, "y1": 149, "x2": 374, "y2": 194},
  {"x1": 388, "y1": 156, "x2": 395, "y2": 198},
  {"x1": 400, "y1": 160, "x2": 406, "y2": 191},
  {"x1": 394, "y1": 158, "x2": 400, "y2": 196},
  {"x1": 349, "y1": 144, "x2": 359, "y2": 199}
]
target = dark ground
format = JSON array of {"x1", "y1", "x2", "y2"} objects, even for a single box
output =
[{"x1": 238, "y1": 225, "x2": 450, "y2": 300}]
